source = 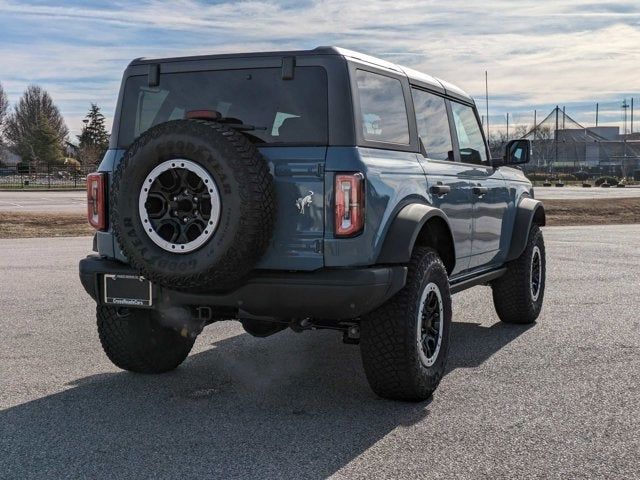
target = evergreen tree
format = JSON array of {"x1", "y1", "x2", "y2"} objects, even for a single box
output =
[
  {"x1": 4, "y1": 85, "x2": 68, "y2": 168},
  {"x1": 77, "y1": 103, "x2": 109, "y2": 167},
  {"x1": 27, "y1": 112, "x2": 64, "y2": 165}
]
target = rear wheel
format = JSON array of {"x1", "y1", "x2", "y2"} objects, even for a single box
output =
[
  {"x1": 97, "y1": 306, "x2": 195, "y2": 373},
  {"x1": 360, "y1": 247, "x2": 452, "y2": 401},
  {"x1": 492, "y1": 224, "x2": 546, "y2": 324}
]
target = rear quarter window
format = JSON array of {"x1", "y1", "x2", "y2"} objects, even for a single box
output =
[{"x1": 355, "y1": 70, "x2": 409, "y2": 145}]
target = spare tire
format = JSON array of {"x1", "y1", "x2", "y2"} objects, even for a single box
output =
[{"x1": 111, "y1": 119, "x2": 275, "y2": 291}]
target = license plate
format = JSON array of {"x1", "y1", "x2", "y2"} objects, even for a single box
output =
[{"x1": 103, "y1": 274, "x2": 152, "y2": 307}]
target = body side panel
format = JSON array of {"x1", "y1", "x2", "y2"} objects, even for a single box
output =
[
  {"x1": 324, "y1": 147, "x2": 429, "y2": 267},
  {"x1": 420, "y1": 157, "x2": 474, "y2": 274}
]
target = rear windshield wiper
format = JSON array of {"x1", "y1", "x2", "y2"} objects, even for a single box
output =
[{"x1": 186, "y1": 110, "x2": 266, "y2": 132}]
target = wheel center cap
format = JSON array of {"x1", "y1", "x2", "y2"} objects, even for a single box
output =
[{"x1": 172, "y1": 196, "x2": 195, "y2": 215}]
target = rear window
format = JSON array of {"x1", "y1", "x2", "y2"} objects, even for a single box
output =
[{"x1": 118, "y1": 67, "x2": 328, "y2": 147}]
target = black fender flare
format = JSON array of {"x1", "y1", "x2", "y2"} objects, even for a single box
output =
[
  {"x1": 377, "y1": 203, "x2": 455, "y2": 266},
  {"x1": 505, "y1": 197, "x2": 546, "y2": 262}
]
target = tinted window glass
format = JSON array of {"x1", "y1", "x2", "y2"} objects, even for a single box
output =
[
  {"x1": 451, "y1": 102, "x2": 488, "y2": 164},
  {"x1": 356, "y1": 70, "x2": 409, "y2": 144},
  {"x1": 118, "y1": 67, "x2": 327, "y2": 147},
  {"x1": 412, "y1": 89, "x2": 453, "y2": 161}
]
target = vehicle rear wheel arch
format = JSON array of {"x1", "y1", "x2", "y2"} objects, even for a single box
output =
[
  {"x1": 414, "y1": 217, "x2": 455, "y2": 275},
  {"x1": 377, "y1": 203, "x2": 456, "y2": 274}
]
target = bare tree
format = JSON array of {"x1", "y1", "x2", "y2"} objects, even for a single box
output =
[
  {"x1": 531, "y1": 125, "x2": 556, "y2": 171},
  {"x1": 0, "y1": 81, "x2": 8, "y2": 164},
  {"x1": 513, "y1": 124, "x2": 529, "y2": 139},
  {"x1": 0, "y1": 81, "x2": 7, "y2": 130}
]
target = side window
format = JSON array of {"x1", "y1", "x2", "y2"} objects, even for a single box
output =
[
  {"x1": 450, "y1": 102, "x2": 488, "y2": 164},
  {"x1": 412, "y1": 88, "x2": 454, "y2": 161},
  {"x1": 356, "y1": 70, "x2": 410, "y2": 144}
]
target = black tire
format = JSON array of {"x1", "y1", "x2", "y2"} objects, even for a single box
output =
[
  {"x1": 360, "y1": 247, "x2": 452, "y2": 401},
  {"x1": 492, "y1": 224, "x2": 546, "y2": 324},
  {"x1": 111, "y1": 119, "x2": 275, "y2": 291},
  {"x1": 97, "y1": 306, "x2": 195, "y2": 373}
]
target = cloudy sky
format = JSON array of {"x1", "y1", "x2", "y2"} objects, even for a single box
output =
[{"x1": 1, "y1": 0, "x2": 639, "y2": 138}]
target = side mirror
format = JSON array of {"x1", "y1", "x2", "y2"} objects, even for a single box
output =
[{"x1": 500, "y1": 139, "x2": 531, "y2": 166}]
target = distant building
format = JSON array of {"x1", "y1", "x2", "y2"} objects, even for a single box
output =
[{"x1": 65, "y1": 142, "x2": 79, "y2": 158}]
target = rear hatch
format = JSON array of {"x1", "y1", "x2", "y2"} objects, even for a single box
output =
[{"x1": 113, "y1": 63, "x2": 328, "y2": 270}]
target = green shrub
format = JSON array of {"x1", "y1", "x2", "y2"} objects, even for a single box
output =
[
  {"x1": 557, "y1": 174, "x2": 577, "y2": 181},
  {"x1": 595, "y1": 176, "x2": 619, "y2": 186},
  {"x1": 526, "y1": 173, "x2": 549, "y2": 182}
]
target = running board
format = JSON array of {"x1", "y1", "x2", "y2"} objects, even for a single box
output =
[{"x1": 450, "y1": 268, "x2": 507, "y2": 294}]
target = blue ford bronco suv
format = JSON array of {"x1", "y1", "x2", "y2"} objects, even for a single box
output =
[{"x1": 80, "y1": 47, "x2": 546, "y2": 401}]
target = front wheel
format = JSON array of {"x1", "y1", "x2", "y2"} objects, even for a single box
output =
[
  {"x1": 492, "y1": 224, "x2": 546, "y2": 324},
  {"x1": 360, "y1": 247, "x2": 452, "y2": 401},
  {"x1": 97, "y1": 306, "x2": 195, "y2": 373}
]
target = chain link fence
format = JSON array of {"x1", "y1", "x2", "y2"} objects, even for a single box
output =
[{"x1": 480, "y1": 99, "x2": 640, "y2": 180}]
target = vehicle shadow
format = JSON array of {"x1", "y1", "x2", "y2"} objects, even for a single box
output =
[{"x1": 0, "y1": 320, "x2": 531, "y2": 479}]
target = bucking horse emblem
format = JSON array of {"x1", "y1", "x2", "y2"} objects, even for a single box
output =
[{"x1": 295, "y1": 191, "x2": 314, "y2": 215}]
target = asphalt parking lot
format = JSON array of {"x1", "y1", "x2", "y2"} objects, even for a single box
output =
[
  {"x1": 0, "y1": 190, "x2": 86, "y2": 213},
  {"x1": 533, "y1": 185, "x2": 640, "y2": 200},
  {"x1": 1, "y1": 187, "x2": 640, "y2": 214},
  {"x1": 1, "y1": 226, "x2": 639, "y2": 479}
]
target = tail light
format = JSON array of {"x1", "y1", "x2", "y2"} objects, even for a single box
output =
[
  {"x1": 87, "y1": 172, "x2": 107, "y2": 231},
  {"x1": 335, "y1": 172, "x2": 365, "y2": 237}
]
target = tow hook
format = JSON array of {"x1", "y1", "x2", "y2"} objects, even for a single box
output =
[
  {"x1": 290, "y1": 317, "x2": 313, "y2": 332},
  {"x1": 196, "y1": 306, "x2": 213, "y2": 323},
  {"x1": 342, "y1": 324, "x2": 360, "y2": 345}
]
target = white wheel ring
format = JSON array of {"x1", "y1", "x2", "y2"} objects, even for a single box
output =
[
  {"x1": 530, "y1": 245, "x2": 542, "y2": 302},
  {"x1": 138, "y1": 159, "x2": 221, "y2": 254},
  {"x1": 417, "y1": 282, "x2": 445, "y2": 367}
]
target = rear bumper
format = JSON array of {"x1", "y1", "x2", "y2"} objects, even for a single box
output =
[{"x1": 79, "y1": 255, "x2": 407, "y2": 319}]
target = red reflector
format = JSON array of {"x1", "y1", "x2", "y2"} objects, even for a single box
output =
[
  {"x1": 87, "y1": 172, "x2": 107, "y2": 231},
  {"x1": 335, "y1": 173, "x2": 365, "y2": 237},
  {"x1": 186, "y1": 109, "x2": 222, "y2": 121}
]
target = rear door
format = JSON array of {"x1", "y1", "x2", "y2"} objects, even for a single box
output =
[
  {"x1": 449, "y1": 101, "x2": 510, "y2": 269},
  {"x1": 412, "y1": 88, "x2": 473, "y2": 275},
  {"x1": 256, "y1": 146, "x2": 326, "y2": 270},
  {"x1": 116, "y1": 64, "x2": 329, "y2": 272}
]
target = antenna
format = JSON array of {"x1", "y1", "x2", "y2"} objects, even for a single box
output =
[
  {"x1": 622, "y1": 99, "x2": 629, "y2": 135},
  {"x1": 485, "y1": 70, "x2": 489, "y2": 139}
]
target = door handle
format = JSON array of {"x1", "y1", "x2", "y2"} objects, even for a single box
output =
[
  {"x1": 472, "y1": 186, "x2": 488, "y2": 196},
  {"x1": 429, "y1": 185, "x2": 451, "y2": 197}
]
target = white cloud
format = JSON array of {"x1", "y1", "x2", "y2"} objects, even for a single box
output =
[{"x1": 0, "y1": 0, "x2": 638, "y2": 136}]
